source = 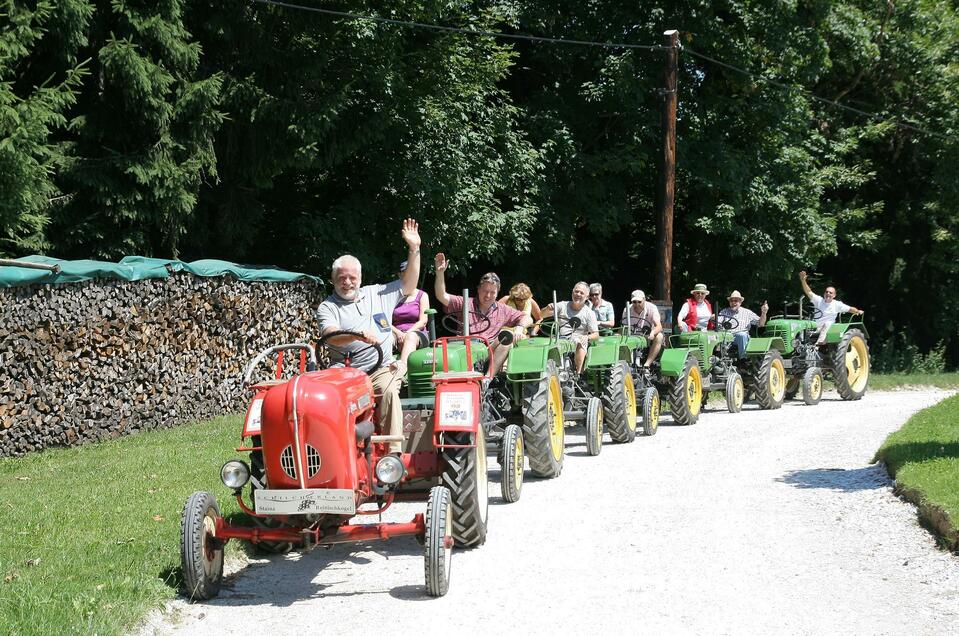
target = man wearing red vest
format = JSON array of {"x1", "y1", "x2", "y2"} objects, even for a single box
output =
[{"x1": 676, "y1": 283, "x2": 714, "y2": 332}]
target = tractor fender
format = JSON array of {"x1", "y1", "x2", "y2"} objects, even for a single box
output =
[
  {"x1": 659, "y1": 348, "x2": 697, "y2": 377},
  {"x1": 745, "y1": 337, "x2": 786, "y2": 355},
  {"x1": 585, "y1": 339, "x2": 622, "y2": 369},
  {"x1": 825, "y1": 322, "x2": 869, "y2": 343},
  {"x1": 506, "y1": 341, "x2": 551, "y2": 377}
]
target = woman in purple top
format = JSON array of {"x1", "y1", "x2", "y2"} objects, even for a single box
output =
[{"x1": 392, "y1": 260, "x2": 430, "y2": 365}]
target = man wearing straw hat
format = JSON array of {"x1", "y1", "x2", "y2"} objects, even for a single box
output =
[
  {"x1": 676, "y1": 283, "x2": 714, "y2": 332},
  {"x1": 719, "y1": 291, "x2": 768, "y2": 359}
]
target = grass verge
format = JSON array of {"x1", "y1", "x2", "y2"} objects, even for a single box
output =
[
  {"x1": 870, "y1": 372, "x2": 959, "y2": 391},
  {"x1": 875, "y1": 393, "x2": 959, "y2": 551},
  {"x1": 0, "y1": 416, "x2": 244, "y2": 636}
]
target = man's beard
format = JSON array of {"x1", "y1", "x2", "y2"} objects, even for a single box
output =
[{"x1": 337, "y1": 287, "x2": 357, "y2": 300}]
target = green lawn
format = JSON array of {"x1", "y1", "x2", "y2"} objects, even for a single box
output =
[
  {"x1": 875, "y1": 393, "x2": 959, "y2": 550},
  {"x1": 870, "y1": 372, "x2": 959, "y2": 391},
  {"x1": 0, "y1": 416, "x2": 244, "y2": 636}
]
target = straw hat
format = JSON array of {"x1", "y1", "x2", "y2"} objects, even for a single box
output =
[
  {"x1": 727, "y1": 290, "x2": 744, "y2": 301},
  {"x1": 690, "y1": 283, "x2": 710, "y2": 296}
]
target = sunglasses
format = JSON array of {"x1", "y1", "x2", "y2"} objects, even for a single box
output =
[{"x1": 631, "y1": 300, "x2": 643, "y2": 304}]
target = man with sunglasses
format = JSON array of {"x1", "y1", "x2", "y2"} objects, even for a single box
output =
[
  {"x1": 621, "y1": 289, "x2": 663, "y2": 367},
  {"x1": 587, "y1": 283, "x2": 615, "y2": 330}
]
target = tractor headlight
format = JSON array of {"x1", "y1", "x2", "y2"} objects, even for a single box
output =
[
  {"x1": 221, "y1": 460, "x2": 251, "y2": 489},
  {"x1": 374, "y1": 455, "x2": 405, "y2": 485}
]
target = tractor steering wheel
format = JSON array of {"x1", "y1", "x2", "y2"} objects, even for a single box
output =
[
  {"x1": 717, "y1": 316, "x2": 740, "y2": 331},
  {"x1": 315, "y1": 330, "x2": 385, "y2": 372},
  {"x1": 628, "y1": 317, "x2": 653, "y2": 336},
  {"x1": 441, "y1": 309, "x2": 492, "y2": 337}
]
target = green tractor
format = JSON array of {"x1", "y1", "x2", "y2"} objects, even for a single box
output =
[
  {"x1": 605, "y1": 308, "x2": 662, "y2": 437},
  {"x1": 403, "y1": 291, "x2": 568, "y2": 504},
  {"x1": 744, "y1": 301, "x2": 870, "y2": 404},
  {"x1": 655, "y1": 320, "x2": 746, "y2": 425}
]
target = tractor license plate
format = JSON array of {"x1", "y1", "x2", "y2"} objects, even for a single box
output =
[{"x1": 254, "y1": 488, "x2": 356, "y2": 515}]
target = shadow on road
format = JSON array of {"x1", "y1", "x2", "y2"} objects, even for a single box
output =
[{"x1": 777, "y1": 464, "x2": 890, "y2": 491}]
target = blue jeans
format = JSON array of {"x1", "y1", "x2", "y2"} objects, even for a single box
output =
[{"x1": 733, "y1": 332, "x2": 749, "y2": 359}]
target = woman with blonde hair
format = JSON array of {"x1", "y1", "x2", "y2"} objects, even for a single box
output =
[{"x1": 499, "y1": 282, "x2": 542, "y2": 321}]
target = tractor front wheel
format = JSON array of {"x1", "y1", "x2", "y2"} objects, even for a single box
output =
[
  {"x1": 668, "y1": 357, "x2": 703, "y2": 426},
  {"x1": 441, "y1": 427, "x2": 489, "y2": 548},
  {"x1": 522, "y1": 361, "x2": 565, "y2": 478},
  {"x1": 641, "y1": 386, "x2": 660, "y2": 436},
  {"x1": 802, "y1": 367, "x2": 824, "y2": 405},
  {"x1": 725, "y1": 373, "x2": 744, "y2": 413},
  {"x1": 499, "y1": 424, "x2": 524, "y2": 503},
  {"x1": 603, "y1": 361, "x2": 637, "y2": 443},
  {"x1": 833, "y1": 329, "x2": 870, "y2": 400},
  {"x1": 585, "y1": 397, "x2": 603, "y2": 456},
  {"x1": 424, "y1": 486, "x2": 453, "y2": 597},
  {"x1": 180, "y1": 491, "x2": 224, "y2": 601},
  {"x1": 753, "y1": 350, "x2": 786, "y2": 410}
]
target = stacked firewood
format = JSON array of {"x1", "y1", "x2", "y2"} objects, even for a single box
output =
[{"x1": 0, "y1": 275, "x2": 326, "y2": 457}]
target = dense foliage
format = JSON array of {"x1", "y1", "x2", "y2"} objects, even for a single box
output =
[{"x1": 1, "y1": 0, "x2": 957, "y2": 366}]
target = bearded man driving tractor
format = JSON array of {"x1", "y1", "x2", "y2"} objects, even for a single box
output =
[
  {"x1": 433, "y1": 253, "x2": 533, "y2": 373},
  {"x1": 317, "y1": 218, "x2": 421, "y2": 453}
]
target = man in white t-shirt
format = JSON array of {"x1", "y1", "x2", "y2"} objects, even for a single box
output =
[
  {"x1": 798, "y1": 271, "x2": 864, "y2": 344},
  {"x1": 621, "y1": 289, "x2": 663, "y2": 367},
  {"x1": 540, "y1": 281, "x2": 599, "y2": 373}
]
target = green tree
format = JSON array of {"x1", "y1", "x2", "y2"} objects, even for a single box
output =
[
  {"x1": 49, "y1": 0, "x2": 223, "y2": 259},
  {"x1": 0, "y1": 0, "x2": 90, "y2": 255}
]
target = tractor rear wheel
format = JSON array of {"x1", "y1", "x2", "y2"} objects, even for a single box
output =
[
  {"x1": 784, "y1": 377, "x2": 800, "y2": 400},
  {"x1": 522, "y1": 361, "x2": 565, "y2": 478},
  {"x1": 753, "y1": 350, "x2": 786, "y2": 410},
  {"x1": 641, "y1": 386, "x2": 660, "y2": 436},
  {"x1": 180, "y1": 491, "x2": 224, "y2": 601},
  {"x1": 424, "y1": 486, "x2": 453, "y2": 597},
  {"x1": 668, "y1": 357, "x2": 703, "y2": 426},
  {"x1": 441, "y1": 427, "x2": 489, "y2": 548},
  {"x1": 499, "y1": 424, "x2": 524, "y2": 503},
  {"x1": 833, "y1": 329, "x2": 869, "y2": 400},
  {"x1": 585, "y1": 397, "x2": 603, "y2": 456},
  {"x1": 603, "y1": 361, "x2": 637, "y2": 443},
  {"x1": 725, "y1": 373, "x2": 744, "y2": 413},
  {"x1": 802, "y1": 367, "x2": 824, "y2": 405}
]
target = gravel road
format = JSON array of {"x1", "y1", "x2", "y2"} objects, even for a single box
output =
[{"x1": 144, "y1": 389, "x2": 959, "y2": 636}]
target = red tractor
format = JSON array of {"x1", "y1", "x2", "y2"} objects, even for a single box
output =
[{"x1": 179, "y1": 332, "x2": 490, "y2": 600}]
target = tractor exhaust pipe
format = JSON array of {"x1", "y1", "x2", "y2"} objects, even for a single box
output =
[{"x1": 462, "y1": 288, "x2": 470, "y2": 337}]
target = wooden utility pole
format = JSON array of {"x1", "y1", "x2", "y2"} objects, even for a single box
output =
[{"x1": 655, "y1": 29, "x2": 679, "y2": 303}]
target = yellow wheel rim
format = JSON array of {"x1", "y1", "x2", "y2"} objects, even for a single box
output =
[
  {"x1": 734, "y1": 376, "x2": 744, "y2": 409},
  {"x1": 770, "y1": 359, "x2": 785, "y2": 402},
  {"x1": 624, "y1": 373, "x2": 637, "y2": 432},
  {"x1": 512, "y1": 433, "x2": 524, "y2": 489},
  {"x1": 547, "y1": 375, "x2": 565, "y2": 461},
  {"x1": 594, "y1": 404, "x2": 603, "y2": 447},
  {"x1": 650, "y1": 392, "x2": 660, "y2": 430},
  {"x1": 811, "y1": 373, "x2": 822, "y2": 399},
  {"x1": 687, "y1": 365, "x2": 703, "y2": 416},
  {"x1": 846, "y1": 337, "x2": 870, "y2": 391}
]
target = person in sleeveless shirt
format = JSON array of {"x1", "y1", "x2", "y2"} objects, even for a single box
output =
[
  {"x1": 391, "y1": 260, "x2": 430, "y2": 366},
  {"x1": 498, "y1": 282, "x2": 542, "y2": 324}
]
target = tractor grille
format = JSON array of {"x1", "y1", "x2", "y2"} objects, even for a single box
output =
[
  {"x1": 305, "y1": 444, "x2": 322, "y2": 478},
  {"x1": 279, "y1": 445, "x2": 296, "y2": 479},
  {"x1": 407, "y1": 373, "x2": 436, "y2": 398}
]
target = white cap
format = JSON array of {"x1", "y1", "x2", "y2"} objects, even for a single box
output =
[{"x1": 630, "y1": 290, "x2": 646, "y2": 301}]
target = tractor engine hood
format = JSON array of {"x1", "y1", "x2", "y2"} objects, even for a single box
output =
[{"x1": 259, "y1": 368, "x2": 375, "y2": 491}]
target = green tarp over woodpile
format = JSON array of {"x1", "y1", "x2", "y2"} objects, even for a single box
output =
[{"x1": 0, "y1": 255, "x2": 321, "y2": 288}]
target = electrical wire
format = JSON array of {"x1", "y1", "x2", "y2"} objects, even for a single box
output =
[
  {"x1": 253, "y1": 0, "x2": 954, "y2": 142},
  {"x1": 253, "y1": 0, "x2": 666, "y2": 51},
  {"x1": 683, "y1": 47, "x2": 952, "y2": 141}
]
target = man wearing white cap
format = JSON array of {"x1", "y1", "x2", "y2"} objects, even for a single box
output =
[
  {"x1": 719, "y1": 291, "x2": 768, "y2": 359},
  {"x1": 622, "y1": 290, "x2": 663, "y2": 367}
]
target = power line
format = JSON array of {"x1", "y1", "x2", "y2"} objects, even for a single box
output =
[
  {"x1": 253, "y1": 0, "x2": 953, "y2": 142},
  {"x1": 683, "y1": 47, "x2": 951, "y2": 141},
  {"x1": 253, "y1": 0, "x2": 666, "y2": 51}
]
